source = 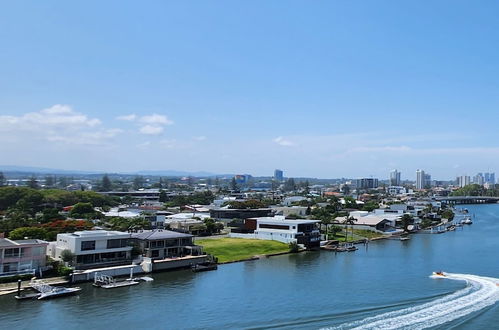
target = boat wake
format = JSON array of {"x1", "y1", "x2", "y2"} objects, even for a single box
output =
[{"x1": 323, "y1": 273, "x2": 499, "y2": 330}]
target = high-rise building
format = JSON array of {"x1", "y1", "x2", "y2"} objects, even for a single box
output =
[
  {"x1": 484, "y1": 172, "x2": 495, "y2": 185},
  {"x1": 274, "y1": 169, "x2": 284, "y2": 182},
  {"x1": 474, "y1": 173, "x2": 485, "y2": 185},
  {"x1": 389, "y1": 169, "x2": 401, "y2": 186},
  {"x1": 457, "y1": 175, "x2": 471, "y2": 188},
  {"x1": 424, "y1": 174, "x2": 432, "y2": 187},
  {"x1": 356, "y1": 178, "x2": 379, "y2": 189},
  {"x1": 416, "y1": 169, "x2": 425, "y2": 189}
]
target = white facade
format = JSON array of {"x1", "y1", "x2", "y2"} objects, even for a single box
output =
[
  {"x1": 48, "y1": 230, "x2": 132, "y2": 261},
  {"x1": 230, "y1": 216, "x2": 320, "y2": 245},
  {"x1": 416, "y1": 170, "x2": 425, "y2": 189},
  {"x1": 457, "y1": 175, "x2": 471, "y2": 188}
]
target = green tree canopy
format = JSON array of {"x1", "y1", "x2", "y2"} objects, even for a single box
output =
[{"x1": 9, "y1": 227, "x2": 48, "y2": 240}]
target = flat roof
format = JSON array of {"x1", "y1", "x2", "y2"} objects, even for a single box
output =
[{"x1": 131, "y1": 230, "x2": 193, "y2": 240}]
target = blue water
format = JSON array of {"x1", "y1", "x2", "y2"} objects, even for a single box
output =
[{"x1": 1, "y1": 204, "x2": 499, "y2": 329}]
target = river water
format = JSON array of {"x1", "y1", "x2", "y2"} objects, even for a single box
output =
[{"x1": 1, "y1": 204, "x2": 499, "y2": 330}]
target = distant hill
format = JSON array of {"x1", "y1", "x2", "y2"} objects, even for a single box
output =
[{"x1": 0, "y1": 165, "x2": 222, "y2": 178}]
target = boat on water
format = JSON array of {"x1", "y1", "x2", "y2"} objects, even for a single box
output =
[
  {"x1": 432, "y1": 271, "x2": 447, "y2": 278},
  {"x1": 38, "y1": 286, "x2": 82, "y2": 300},
  {"x1": 462, "y1": 217, "x2": 473, "y2": 225},
  {"x1": 93, "y1": 273, "x2": 139, "y2": 289},
  {"x1": 400, "y1": 237, "x2": 410, "y2": 241},
  {"x1": 192, "y1": 262, "x2": 218, "y2": 272},
  {"x1": 17, "y1": 279, "x2": 82, "y2": 300},
  {"x1": 447, "y1": 225, "x2": 456, "y2": 231}
]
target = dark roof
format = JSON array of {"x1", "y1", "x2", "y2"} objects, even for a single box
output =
[{"x1": 131, "y1": 230, "x2": 193, "y2": 241}]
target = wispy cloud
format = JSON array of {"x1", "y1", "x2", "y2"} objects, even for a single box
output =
[
  {"x1": 116, "y1": 114, "x2": 137, "y2": 121},
  {"x1": 0, "y1": 104, "x2": 101, "y2": 129},
  {"x1": 273, "y1": 136, "x2": 295, "y2": 147},
  {"x1": 116, "y1": 113, "x2": 173, "y2": 135},
  {"x1": 139, "y1": 125, "x2": 164, "y2": 135}
]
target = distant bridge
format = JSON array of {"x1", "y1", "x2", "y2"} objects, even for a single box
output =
[{"x1": 434, "y1": 196, "x2": 499, "y2": 205}]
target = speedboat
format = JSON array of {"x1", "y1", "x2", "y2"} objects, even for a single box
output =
[
  {"x1": 432, "y1": 271, "x2": 446, "y2": 277},
  {"x1": 463, "y1": 217, "x2": 473, "y2": 225},
  {"x1": 38, "y1": 286, "x2": 81, "y2": 300}
]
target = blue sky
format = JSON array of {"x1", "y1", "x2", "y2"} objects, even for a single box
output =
[{"x1": 1, "y1": 1, "x2": 499, "y2": 179}]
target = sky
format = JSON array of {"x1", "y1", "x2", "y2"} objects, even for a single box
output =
[{"x1": 1, "y1": 1, "x2": 499, "y2": 179}]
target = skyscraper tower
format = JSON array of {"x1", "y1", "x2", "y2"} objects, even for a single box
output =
[
  {"x1": 416, "y1": 169, "x2": 425, "y2": 189},
  {"x1": 274, "y1": 169, "x2": 284, "y2": 182},
  {"x1": 389, "y1": 169, "x2": 401, "y2": 186}
]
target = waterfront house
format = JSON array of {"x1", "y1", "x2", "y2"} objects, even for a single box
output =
[
  {"x1": 0, "y1": 238, "x2": 48, "y2": 277},
  {"x1": 229, "y1": 216, "x2": 321, "y2": 248},
  {"x1": 131, "y1": 229, "x2": 202, "y2": 260},
  {"x1": 47, "y1": 230, "x2": 133, "y2": 270},
  {"x1": 210, "y1": 208, "x2": 274, "y2": 221}
]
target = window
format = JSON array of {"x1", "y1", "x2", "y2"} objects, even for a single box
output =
[
  {"x1": 151, "y1": 250, "x2": 159, "y2": 258},
  {"x1": 107, "y1": 239, "x2": 128, "y2": 249},
  {"x1": 81, "y1": 241, "x2": 96, "y2": 251},
  {"x1": 4, "y1": 248, "x2": 20, "y2": 258},
  {"x1": 3, "y1": 262, "x2": 18, "y2": 273},
  {"x1": 259, "y1": 224, "x2": 289, "y2": 230}
]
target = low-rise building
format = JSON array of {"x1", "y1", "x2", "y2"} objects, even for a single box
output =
[
  {"x1": 47, "y1": 230, "x2": 133, "y2": 270},
  {"x1": 230, "y1": 216, "x2": 321, "y2": 248},
  {"x1": 0, "y1": 238, "x2": 48, "y2": 277},
  {"x1": 131, "y1": 230, "x2": 202, "y2": 260},
  {"x1": 210, "y1": 208, "x2": 274, "y2": 221}
]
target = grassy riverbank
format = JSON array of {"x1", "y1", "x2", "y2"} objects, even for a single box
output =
[{"x1": 195, "y1": 238, "x2": 290, "y2": 263}]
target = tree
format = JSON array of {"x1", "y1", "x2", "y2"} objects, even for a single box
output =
[
  {"x1": 306, "y1": 206, "x2": 311, "y2": 216},
  {"x1": 289, "y1": 241, "x2": 300, "y2": 253},
  {"x1": 0, "y1": 171, "x2": 6, "y2": 186},
  {"x1": 60, "y1": 249, "x2": 75, "y2": 266},
  {"x1": 400, "y1": 214, "x2": 413, "y2": 231},
  {"x1": 69, "y1": 202, "x2": 97, "y2": 219},
  {"x1": 133, "y1": 176, "x2": 145, "y2": 190},
  {"x1": 101, "y1": 174, "x2": 112, "y2": 192},
  {"x1": 27, "y1": 176, "x2": 39, "y2": 189},
  {"x1": 362, "y1": 201, "x2": 379, "y2": 212},
  {"x1": 9, "y1": 227, "x2": 48, "y2": 240},
  {"x1": 159, "y1": 190, "x2": 167, "y2": 203},
  {"x1": 45, "y1": 175, "x2": 55, "y2": 187}
]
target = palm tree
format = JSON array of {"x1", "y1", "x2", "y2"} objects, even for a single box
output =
[{"x1": 343, "y1": 216, "x2": 357, "y2": 242}]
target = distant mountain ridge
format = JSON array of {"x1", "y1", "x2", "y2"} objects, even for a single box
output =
[{"x1": 0, "y1": 165, "x2": 220, "y2": 177}]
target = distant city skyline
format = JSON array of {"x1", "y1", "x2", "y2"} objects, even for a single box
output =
[{"x1": 2, "y1": 2, "x2": 499, "y2": 179}]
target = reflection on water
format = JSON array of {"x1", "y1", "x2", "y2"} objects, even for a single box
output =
[{"x1": 1, "y1": 204, "x2": 499, "y2": 329}]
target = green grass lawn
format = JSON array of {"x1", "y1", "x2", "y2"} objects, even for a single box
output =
[
  {"x1": 195, "y1": 238, "x2": 290, "y2": 263},
  {"x1": 329, "y1": 229, "x2": 385, "y2": 241}
]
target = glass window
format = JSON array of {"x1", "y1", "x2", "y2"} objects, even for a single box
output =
[
  {"x1": 4, "y1": 248, "x2": 20, "y2": 258},
  {"x1": 81, "y1": 241, "x2": 96, "y2": 251}
]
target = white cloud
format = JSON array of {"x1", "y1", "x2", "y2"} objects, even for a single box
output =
[
  {"x1": 273, "y1": 136, "x2": 295, "y2": 147},
  {"x1": 0, "y1": 104, "x2": 101, "y2": 129},
  {"x1": 0, "y1": 105, "x2": 123, "y2": 147},
  {"x1": 140, "y1": 125, "x2": 164, "y2": 135},
  {"x1": 116, "y1": 114, "x2": 137, "y2": 121},
  {"x1": 139, "y1": 114, "x2": 173, "y2": 125}
]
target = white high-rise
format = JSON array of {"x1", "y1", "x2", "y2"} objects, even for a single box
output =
[
  {"x1": 416, "y1": 169, "x2": 425, "y2": 189},
  {"x1": 457, "y1": 175, "x2": 471, "y2": 188}
]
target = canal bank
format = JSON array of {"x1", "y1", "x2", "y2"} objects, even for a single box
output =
[{"x1": 0, "y1": 204, "x2": 498, "y2": 330}]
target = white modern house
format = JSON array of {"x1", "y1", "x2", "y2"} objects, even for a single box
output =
[
  {"x1": 47, "y1": 230, "x2": 133, "y2": 269},
  {"x1": 230, "y1": 216, "x2": 321, "y2": 248}
]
